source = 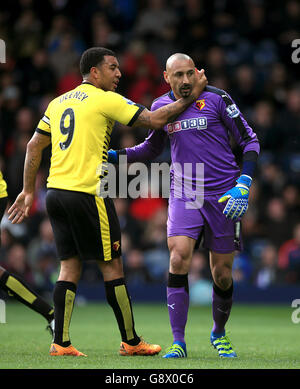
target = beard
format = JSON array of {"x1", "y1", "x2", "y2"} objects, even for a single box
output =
[{"x1": 179, "y1": 84, "x2": 192, "y2": 97}]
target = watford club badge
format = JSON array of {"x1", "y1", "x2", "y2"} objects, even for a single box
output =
[
  {"x1": 196, "y1": 99, "x2": 205, "y2": 110},
  {"x1": 113, "y1": 240, "x2": 120, "y2": 251}
]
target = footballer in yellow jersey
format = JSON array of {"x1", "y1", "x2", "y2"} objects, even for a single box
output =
[
  {"x1": 8, "y1": 47, "x2": 207, "y2": 357},
  {"x1": 36, "y1": 82, "x2": 143, "y2": 196}
]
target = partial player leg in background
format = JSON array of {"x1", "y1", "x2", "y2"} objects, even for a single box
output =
[
  {"x1": 0, "y1": 267, "x2": 54, "y2": 335},
  {"x1": 0, "y1": 196, "x2": 54, "y2": 336}
]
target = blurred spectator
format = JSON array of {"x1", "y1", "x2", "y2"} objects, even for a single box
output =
[
  {"x1": 120, "y1": 231, "x2": 132, "y2": 256},
  {"x1": 46, "y1": 14, "x2": 71, "y2": 49},
  {"x1": 212, "y1": 12, "x2": 239, "y2": 53},
  {"x1": 91, "y1": 13, "x2": 122, "y2": 50},
  {"x1": 264, "y1": 62, "x2": 289, "y2": 105},
  {"x1": 177, "y1": 0, "x2": 209, "y2": 58},
  {"x1": 259, "y1": 162, "x2": 286, "y2": 199},
  {"x1": 242, "y1": 208, "x2": 263, "y2": 248},
  {"x1": 142, "y1": 207, "x2": 169, "y2": 282},
  {"x1": 6, "y1": 131, "x2": 31, "y2": 201},
  {"x1": 48, "y1": 33, "x2": 81, "y2": 79},
  {"x1": 5, "y1": 106, "x2": 36, "y2": 200},
  {"x1": 27, "y1": 218, "x2": 58, "y2": 291},
  {"x1": 134, "y1": 0, "x2": 178, "y2": 41},
  {"x1": 4, "y1": 243, "x2": 35, "y2": 286},
  {"x1": 121, "y1": 39, "x2": 161, "y2": 106},
  {"x1": 124, "y1": 248, "x2": 153, "y2": 285},
  {"x1": 278, "y1": 224, "x2": 300, "y2": 273},
  {"x1": 277, "y1": 87, "x2": 300, "y2": 151},
  {"x1": 141, "y1": 206, "x2": 168, "y2": 250},
  {"x1": 205, "y1": 46, "x2": 228, "y2": 81},
  {"x1": 231, "y1": 64, "x2": 261, "y2": 112},
  {"x1": 27, "y1": 218, "x2": 56, "y2": 269},
  {"x1": 282, "y1": 185, "x2": 300, "y2": 223},
  {"x1": 263, "y1": 197, "x2": 293, "y2": 248},
  {"x1": 144, "y1": 247, "x2": 169, "y2": 283},
  {"x1": 189, "y1": 248, "x2": 212, "y2": 305},
  {"x1": 79, "y1": 0, "x2": 126, "y2": 46},
  {"x1": 251, "y1": 100, "x2": 280, "y2": 151},
  {"x1": 56, "y1": 63, "x2": 82, "y2": 95},
  {"x1": 0, "y1": 73, "x2": 22, "y2": 156},
  {"x1": 14, "y1": 9, "x2": 42, "y2": 59},
  {"x1": 189, "y1": 250, "x2": 211, "y2": 284},
  {"x1": 113, "y1": 198, "x2": 142, "y2": 247},
  {"x1": 232, "y1": 252, "x2": 253, "y2": 284},
  {"x1": 46, "y1": 14, "x2": 84, "y2": 54},
  {"x1": 20, "y1": 49, "x2": 56, "y2": 109},
  {"x1": 255, "y1": 244, "x2": 278, "y2": 289},
  {"x1": 129, "y1": 196, "x2": 167, "y2": 223},
  {"x1": 240, "y1": 3, "x2": 270, "y2": 44}
]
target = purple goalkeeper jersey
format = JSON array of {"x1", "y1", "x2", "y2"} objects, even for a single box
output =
[{"x1": 126, "y1": 85, "x2": 260, "y2": 197}]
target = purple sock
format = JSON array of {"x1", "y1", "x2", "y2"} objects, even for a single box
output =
[
  {"x1": 212, "y1": 283, "x2": 233, "y2": 335},
  {"x1": 167, "y1": 286, "x2": 189, "y2": 343}
]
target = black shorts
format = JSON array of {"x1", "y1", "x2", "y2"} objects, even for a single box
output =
[{"x1": 46, "y1": 189, "x2": 121, "y2": 261}]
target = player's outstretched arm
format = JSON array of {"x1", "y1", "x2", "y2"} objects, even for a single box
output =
[
  {"x1": 8, "y1": 132, "x2": 51, "y2": 224},
  {"x1": 108, "y1": 129, "x2": 167, "y2": 164},
  {"x1": 132, "y1": 69, "x2": 207, "y2": 130}
]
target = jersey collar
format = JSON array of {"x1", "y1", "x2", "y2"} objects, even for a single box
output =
[
  {"x1": 168, "y1": 90, "x2": 176, "y2": 101},
  {"x1": 81, "y1": 81, "x2": 94, "y2": 86}
]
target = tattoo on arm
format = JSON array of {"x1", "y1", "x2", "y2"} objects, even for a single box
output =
[
  {"x1": 23, "y1": 133, "x2": 51, "y2": 193},
  {"x1": 132, "y1": 96, "x2": 195, "y2": 130},
  {"x1": 133, "y1": 109, "x2": 152, "y2": 128}
]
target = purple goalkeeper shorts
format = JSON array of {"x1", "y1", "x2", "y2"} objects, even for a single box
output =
[{"x1": 167, "y1": 194, "x2": 243, "y2": 253}]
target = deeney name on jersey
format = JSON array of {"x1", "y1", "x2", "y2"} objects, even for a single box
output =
[{"x1": 59, "y1": 90, "x2": 89, "y2": 103}]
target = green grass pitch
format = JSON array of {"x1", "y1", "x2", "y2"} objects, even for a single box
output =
[{"x1": 0, "y1": 301, "x2": 299, "y2": 369}]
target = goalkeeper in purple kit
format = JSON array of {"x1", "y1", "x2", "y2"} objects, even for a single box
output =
[{"x1": 109, "y1": 53, "x2": 260, "y2": 358}]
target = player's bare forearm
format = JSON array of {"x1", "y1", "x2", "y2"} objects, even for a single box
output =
[
  {"x1": 133, "y1": 69, "x2": 207, "y2": 130},
  {"x1": 23, "y1": 143, "x2": 42, "y2": 193},
  {"x1": 23, "y1": 133, "x2": 50, "y2": 193}
]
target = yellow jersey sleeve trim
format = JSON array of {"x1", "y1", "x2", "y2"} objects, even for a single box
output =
[
  {"x1": 100, "y1": 92, "x2": 145, "y2": 126},
  {"x1": 37, "y1": 104, "x2": 52, "y2": 134},
  {"x1": 127, "y1": 104, "x2": 145, "y2": 126},
  {"x1": 36, "y1": 128, "x2": 51, "y2": 136}
]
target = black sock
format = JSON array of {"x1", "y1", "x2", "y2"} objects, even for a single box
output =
[
  {"x1": 168, "y1": 272, "x2": 189, "y2": 294},
  {"x1": 105, "y1": 278, "x2": 140, "y2": 346},
  {"x1": 213, "y1": 280, "x2": 233, "y2": 299},
  {"x1": 53, "y1": 280, "x2": 77, "y2": 347},
  {"x1": 0, "y1": 270, "x2": 54, "y2": 322}
]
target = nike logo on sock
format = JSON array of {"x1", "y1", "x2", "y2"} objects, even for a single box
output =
[
  {"x1": 217, "y1": 308, "x2": 229, "y2": 315},
  {"x1": 168, "y1": 303, "x2": 175, "y2": 310}
]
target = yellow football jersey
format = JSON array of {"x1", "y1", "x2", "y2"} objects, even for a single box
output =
[
  {"x1": 0, "y1": 170, "x2": 8, "y2": 198},
  {"x1": 36, "y1": 83, "x2": 143, "y2": 196}
]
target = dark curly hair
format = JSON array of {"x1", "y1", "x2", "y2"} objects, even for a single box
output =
[{"x1": 79, "y1": 47, "x2": 116, "y2": 77}]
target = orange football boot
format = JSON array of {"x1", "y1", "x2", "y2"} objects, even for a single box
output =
[
  {"x1": 119, "y1": 339, "x2": 161, "y2": 356},
  {"x1": 49, "y1": 343, "x2": 87, "y2": 356}
]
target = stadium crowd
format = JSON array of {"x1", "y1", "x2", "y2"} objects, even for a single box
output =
[{"x1": 0, "y1": 0, "x2": 299, "y2": 299}]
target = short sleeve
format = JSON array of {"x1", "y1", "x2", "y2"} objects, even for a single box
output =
[{"x1": 36, "y1": 104, "x2": 51, "y2": 136}]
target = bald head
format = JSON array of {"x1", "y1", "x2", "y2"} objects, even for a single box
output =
[
  {"x1": 164, "y1": 53, "x2": 197, "y2": 99},
  {"x1": 166, "y1": 53, "x2": 194, "y2": 72}
]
